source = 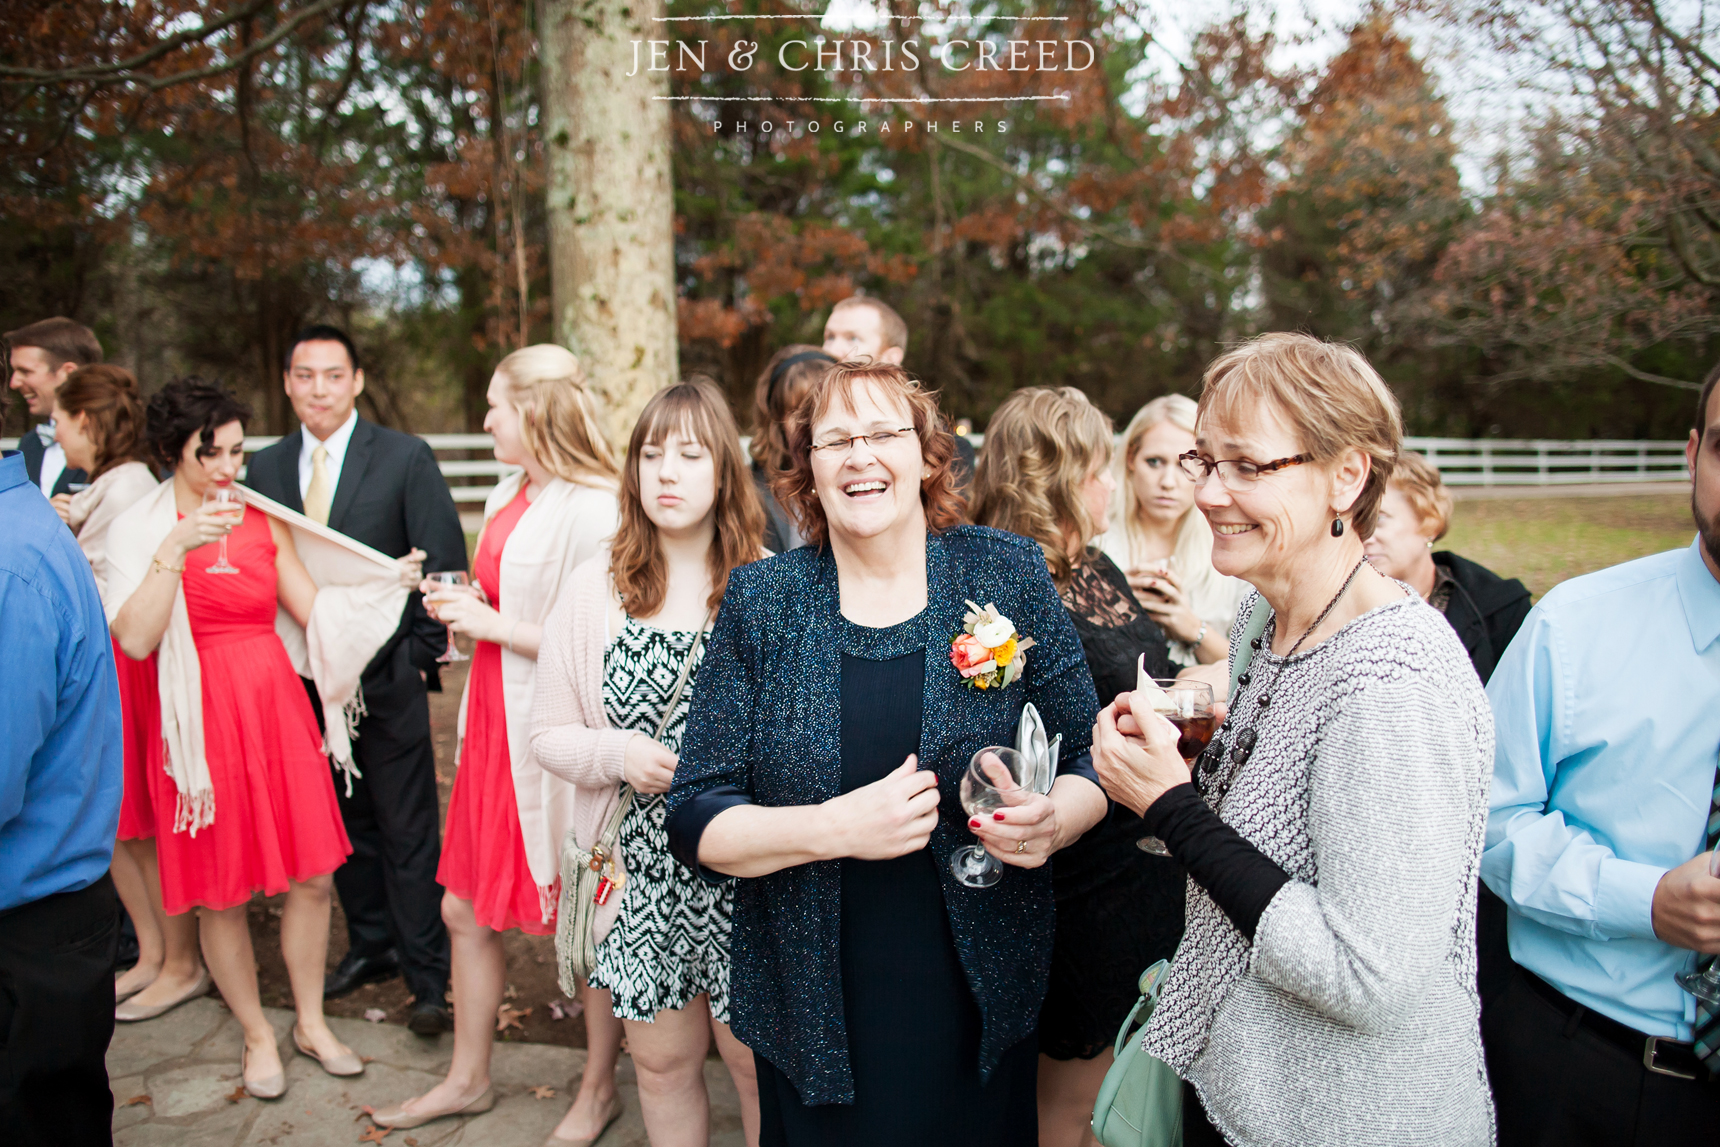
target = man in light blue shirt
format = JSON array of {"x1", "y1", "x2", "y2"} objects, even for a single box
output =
[
  {"x1": 1482, "y1": 369, "x2": 1720, "y2": 1144},
  {"x1": 0, "y1": 446, "x2": 124, "y2": 1146}
]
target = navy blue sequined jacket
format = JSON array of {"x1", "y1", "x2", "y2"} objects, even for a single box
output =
[{"x1": 665, "y1": 525, "x2": 1101, "y2": 1106}]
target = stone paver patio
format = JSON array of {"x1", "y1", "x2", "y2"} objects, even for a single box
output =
[{"x1": 109, "y1": 998, "x2": 744, "y2": 1146}]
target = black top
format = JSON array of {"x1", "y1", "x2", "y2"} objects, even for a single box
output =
[
  {"x1": 244, "y1": 419, "x2": 467, "y2": 686},
  {"x1": 1054, "y1": 550, "x2": 1177, "y2": 900},
  {"x1": 1431, "y1": 551, "x2": 1532, "y2": 684},
  {"x1": 18, "y1": 429, "x2": 87, "y2": 497},
  {"x1": 1142, "y1": 782, "x2": 1289, "y2": 939},
  {"x1": 665, "y1": 526, "x2": 1101, "y2": 1105},
  {"x1": 753, "y1": 651, "x2": 1036, "y2": 1143}
]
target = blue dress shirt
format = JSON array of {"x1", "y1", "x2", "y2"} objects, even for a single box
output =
[
  {"x1": 1482, "y1": 538, "x2": 1720, "y2": 1040},
  {"x1": 0, "y1": 452, "x2": 123, "y2": 912}
]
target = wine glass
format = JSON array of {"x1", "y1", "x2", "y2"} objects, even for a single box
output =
[
  {"x1": 202, "y1": 486, "x2": 244, "y2": 575},
  {"x1": 424, "y1": 571, "x2": 471, "y2": 663},
  {"x1": 950, "y1": 746, "x2": 1028, "y2": 889},
  {"x1": 1135, "y1": 677, "x2": 1215, "y2": 857},
  {"x1": 1676, "y1": 849, "x2": 1720, "y2": 1003}
]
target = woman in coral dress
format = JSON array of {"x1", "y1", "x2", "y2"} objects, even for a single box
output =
[
  {"x1": 372, "y1": 345, "x2": 624, "y2": 1137},
  {"x1": 49, "y1": 364, "x2": 210, "y2": 1017},
  {"x1": 109, "y1": 378, "x2": 395, "y2": 1099}
]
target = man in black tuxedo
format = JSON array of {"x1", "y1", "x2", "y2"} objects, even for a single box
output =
[
  {"x1": 245, "y1": 325, "x2": 466, "y2": 1034},
  {"x1": 6, "y1": 318, "x2": 102, "y2": 497}
]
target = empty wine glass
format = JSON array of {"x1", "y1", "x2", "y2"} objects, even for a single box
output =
[
  {"x1": 203, "y1": 486, "x2": 244, "y2": 575},
  {"x1": 951, "y1": 746, "x2": 1028, "y2": 889},
  {"x1": 425, "y1": 571, "x2": 471, "y2": 663},
  {"x1": 1676, "y1": 849, "x2": 1720, "y2": 1004},
  {"x1": 1135, "y1": 675, "x2": 1214, "y2": 857}
]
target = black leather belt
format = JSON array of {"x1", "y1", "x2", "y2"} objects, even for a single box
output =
[{"x1": 1523, "y1": 968, "x2": 1711, "y2": 1082}]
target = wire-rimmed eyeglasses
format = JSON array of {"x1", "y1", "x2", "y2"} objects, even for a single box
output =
[
  {"x1": 809, "y1": 427, "x2": 916, "y2": 455},
  {"x1": 1177, "y1": 450, "x2": 1311, "y2": 489}
]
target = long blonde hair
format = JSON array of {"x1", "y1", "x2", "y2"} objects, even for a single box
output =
[
  {"x1": 971, "y1": 387, "x2": 1114, "y2": 590},
  {"x1": 494, "y1": 345, "x2": 621, "y2": 485},
  {"x1": 1112, "y1": 394, "x2": 1214, "y2": 576}
]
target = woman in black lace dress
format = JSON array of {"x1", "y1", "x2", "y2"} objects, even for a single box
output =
[{"x1": 971, "y1": 387, "x2": 1183, "y2": 1147}]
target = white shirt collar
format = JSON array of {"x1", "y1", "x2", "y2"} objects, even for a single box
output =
[{"x1": 298, "y1": 408, "x2": 360, "y2": 497}]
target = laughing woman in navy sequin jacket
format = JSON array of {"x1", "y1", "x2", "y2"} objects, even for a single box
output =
[{"x1": 665, "y1": 363, "x2": 1107, "y2": 1147}]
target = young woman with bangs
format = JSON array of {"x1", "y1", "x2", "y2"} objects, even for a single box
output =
[
  {"x1": 370, "y1": 345, "x2": 625, "y2": 1136},
  {"x1": 530, "y1": 377, "x2": 766, "y2": 1147}
]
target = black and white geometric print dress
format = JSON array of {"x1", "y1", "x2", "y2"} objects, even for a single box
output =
[{"x1": 588, "y1": 615, "x2": 735, "y2": 1023}]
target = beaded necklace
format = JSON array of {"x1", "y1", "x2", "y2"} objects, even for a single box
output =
[{"x1": 1198, "y1": 558, "x2": 1369, "y2": 795}]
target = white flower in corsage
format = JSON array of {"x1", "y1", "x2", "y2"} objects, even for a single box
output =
[{"x1": 949, "y1": 600, "x2": 1037, "y2": 690}]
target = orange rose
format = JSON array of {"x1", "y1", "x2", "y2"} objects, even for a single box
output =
[{"x1": 950, "y1": 633, "x2": 996, "y2": 679}]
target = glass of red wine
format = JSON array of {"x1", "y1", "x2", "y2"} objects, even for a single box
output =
[{"x1": 1135, "y1": 677, "x2": 1215, "y2": 857}]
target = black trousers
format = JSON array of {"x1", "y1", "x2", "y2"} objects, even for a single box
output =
[
  {"x1": 0, "y1": 875, "x2": 119, "y2": 1147},
  {"x1": 1485, "y1": 962, "x2": 1720, "y2": 1145},
  {"x1": 304, "y1": 644, "x2": 450, "y2": 1003}
]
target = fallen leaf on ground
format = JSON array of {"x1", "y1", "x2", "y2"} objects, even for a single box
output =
[
  {"x1": 363, "y1": 1008, "x2": 388, "y2": 1023},
  {"x1": 359, "y1": 1124, "x2": 390, "y2": 1143},
  {"x1": 404, "y1": 1139, "x2": 418, "y2": 1146},
  {"x1": 503, "y1": 982, "x2": 519, "y2": 1000},
  {"x1": 361, "y1": 1055, "x2": 376, "y2": 1064},
  {"x1": 496, "y1": 1004, "x2": 531, "y2": 1033},
  {"x1": 226, "y1": 1086, "x2": 248, "y2": 1103},
  {"x1": 530, "y1": 1085, "x2": 556, "y2": 1099},
  {"x1": 124, "y1": 1095, "x2": 151, "y2": 1106}
]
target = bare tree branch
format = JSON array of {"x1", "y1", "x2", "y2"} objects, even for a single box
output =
[
  {"x1": 1598, "y1": 352, "x2": 1702, "y2": 389},
  {"x1": 0, "y1": 0, "x2": 275, "y2": 81}
]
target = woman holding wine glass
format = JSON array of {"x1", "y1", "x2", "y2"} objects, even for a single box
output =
[
  {"x1": 106, "y1": 378, "x2": 377, "y2": 1097},
  {"x1": 969, "y1": 386, "x2": 1185, "y2": 1147},
  {"x1": 1090, "y1": 333, "x2": 1495, "y2": 1145},
  {"x1": 665, "y1": 363, "x2": 1107, "y2": 1145},
  {"x1": 530, "y1": 378, "x2": 766, "y2": 1147},
  {"x1": 371, "y1": 345, "x2": 624, "y2": 1136},
  {"x1": 45, "y1": 364, "x2": 203, "y2": 1018}
]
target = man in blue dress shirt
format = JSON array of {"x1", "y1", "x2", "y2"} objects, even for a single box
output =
[
  {"x1": 1482, "y1": 368, "x2": 1720, "y2": 1143},
  {"x1": 0, "y1": 447, "x2": 124, "y2": 1146}
]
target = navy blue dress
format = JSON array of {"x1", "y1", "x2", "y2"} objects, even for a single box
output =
[{"x1": 754, "y1": 648, "x2": 1038, "y2": 1145}]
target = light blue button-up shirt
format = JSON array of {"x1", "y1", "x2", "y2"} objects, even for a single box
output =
[{"x1": 1482, "y1": 538, "x2": 1720, "y2": 1040}]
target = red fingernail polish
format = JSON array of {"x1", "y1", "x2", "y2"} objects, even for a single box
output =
[
  {"x1": 993, "y1": 811, "x2": 1006, "y2": 821},
  {"x1": 969, "y1": 818, "x2": 981, "y2": 829}
]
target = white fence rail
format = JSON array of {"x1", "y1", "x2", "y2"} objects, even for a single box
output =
[{"x1": 5, "y1": 433, "x2": 1690, "y2": 505}]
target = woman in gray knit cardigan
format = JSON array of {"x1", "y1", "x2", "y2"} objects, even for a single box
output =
[{"x1": 1092, "y1": 333, "x2": 1495, "y2": 1147}]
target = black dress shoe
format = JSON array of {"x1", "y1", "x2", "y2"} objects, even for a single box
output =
[
  {"x1": 323, "y1": 950, "x2": 400, "y2": 1000},
  {"x1": 407, "y1": 1000, "x2": 452, "y2": 1036}
]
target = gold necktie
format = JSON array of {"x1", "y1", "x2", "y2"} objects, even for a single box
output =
[{"x1": 304, "y1": 442, "x2": 333, "y2": 525}]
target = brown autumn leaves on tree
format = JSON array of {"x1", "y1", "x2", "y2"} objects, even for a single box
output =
[{"x1": 2, "y1": 0, "x2": 1714, "y2": 438}]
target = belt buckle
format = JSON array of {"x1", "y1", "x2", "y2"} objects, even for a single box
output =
[{"x1": 1643, "y1": 1036, "x2": 1699, "y2": 1081}]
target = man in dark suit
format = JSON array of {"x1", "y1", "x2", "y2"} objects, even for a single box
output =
[
  {"x1": 6, "y1": 318, "x2": 102, "y2": 497},
  {"x1": 245, "y1": 324, "x2": 466, "y2": 1034}
]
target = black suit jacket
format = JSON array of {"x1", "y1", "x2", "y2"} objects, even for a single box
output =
[
  {"x1": 245, "y1": 419, "x2": 467, "y2": 688},
  {"x1": 19, "y1": 428, "x2": 88, "y2": 496}
]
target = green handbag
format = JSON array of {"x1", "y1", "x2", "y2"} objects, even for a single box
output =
[
  {"x1": 1090, "y1": 605, "x2": 1271, "y2": 1146},
  {"x1": 1089, "y1": 960, "x2": 1182, "y2": 1147}
]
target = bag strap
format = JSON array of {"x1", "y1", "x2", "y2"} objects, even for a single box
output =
[
  {"x1": 605, "y1": 604, "x2": 717, "y2": 840},
  {"x1": 1228, "y1": 598, "x2": 1271, "y2": 700}
]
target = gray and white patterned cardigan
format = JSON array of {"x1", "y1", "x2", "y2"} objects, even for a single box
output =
[{"x1": 1141, "y1": 590, "x2": 1497, "y2": 1147}]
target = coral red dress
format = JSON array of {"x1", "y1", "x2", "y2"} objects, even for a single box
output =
[
  {"x1": 151, "y1": 507, "x2": 352, "y2": 914},
  {"x1": 437, "y1": 488, "x2": 552, "y2": 935},
  {"x1": 114, "y1": 642, "x2": 160, "y2": 840}
]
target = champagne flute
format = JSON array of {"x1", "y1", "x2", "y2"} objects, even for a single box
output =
[
  {"x1": 950, "y1": 746, "x2": 1028, "y2": 889},
  {"x1": 1676, "y1": 849, "x2": 1720, "y2": 1003},
  {"x1": 425, "y1": 571, "x2": 471, "y2": 663},
  {"x1": 202, "y1": 486, "x2": 244, "y2": 574},
  {"x1": 1134, "y1": 670, "x2": 1215, "y2": 857}
]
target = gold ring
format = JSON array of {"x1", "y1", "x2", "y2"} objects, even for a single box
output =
[{"x1": 1014, "y1": 840, "x2": 1028, "y2": 854}]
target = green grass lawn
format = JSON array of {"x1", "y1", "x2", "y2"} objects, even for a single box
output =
[{"x1": 1442, "y1": 494, "x2": 1695, "y2": 600}]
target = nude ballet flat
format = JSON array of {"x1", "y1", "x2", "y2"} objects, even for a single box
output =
[
  {"x1": 114, "y1": 970, "x2": 156, "y2": 1004},
  {"x1": 544, "y1": 1094, "x2": 624, "y2": 1146},
  {"x1": 292, "y1": 1026, "x2": 365, "y2": 1077},
  {"x1": 369, "y1": 1083, "x2": 495, "y2": 1129},
  {"x1": 242, "y1": 1045, "x2": 285, "y2": 1100},
  {"x1": 115, "y1": 969, "x2": 211, "y2": 1022}
]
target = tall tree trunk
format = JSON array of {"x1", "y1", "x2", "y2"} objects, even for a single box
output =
[{"x1": 539, "y1": 0, "x2": 678, "y2": 449}]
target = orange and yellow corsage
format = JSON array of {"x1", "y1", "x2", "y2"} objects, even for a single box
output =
[{"x1": 950, "y1": 600, "x2": 1036, "y2": 690}]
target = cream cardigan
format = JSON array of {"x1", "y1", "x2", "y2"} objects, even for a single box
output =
[
  {"x1": 66, "y1": 461, "x2": 158, "y2": 606},
  {"x1": 459, "y1": 471, "x2": 619, "y2": 923}
]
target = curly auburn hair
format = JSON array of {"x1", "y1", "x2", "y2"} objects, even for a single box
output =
[
  {"x1": 145, "y1": 377, "x2": 252, "y2": 470},
  {"x1": 54, "y1": 364, "x2": 150, "y2": 481},
  {"x1": 771, "y1": 361, "x2": 967, "y2": 548},
  {"x1": 612, "y1": 378, "x2": 766, "y2": 617},
  {"x1": 750, "y1": 344, "x2": 835, "y2": 473},
  {"x1": 970, "y1": 387, "x2": 1115, "y2": 590}
]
